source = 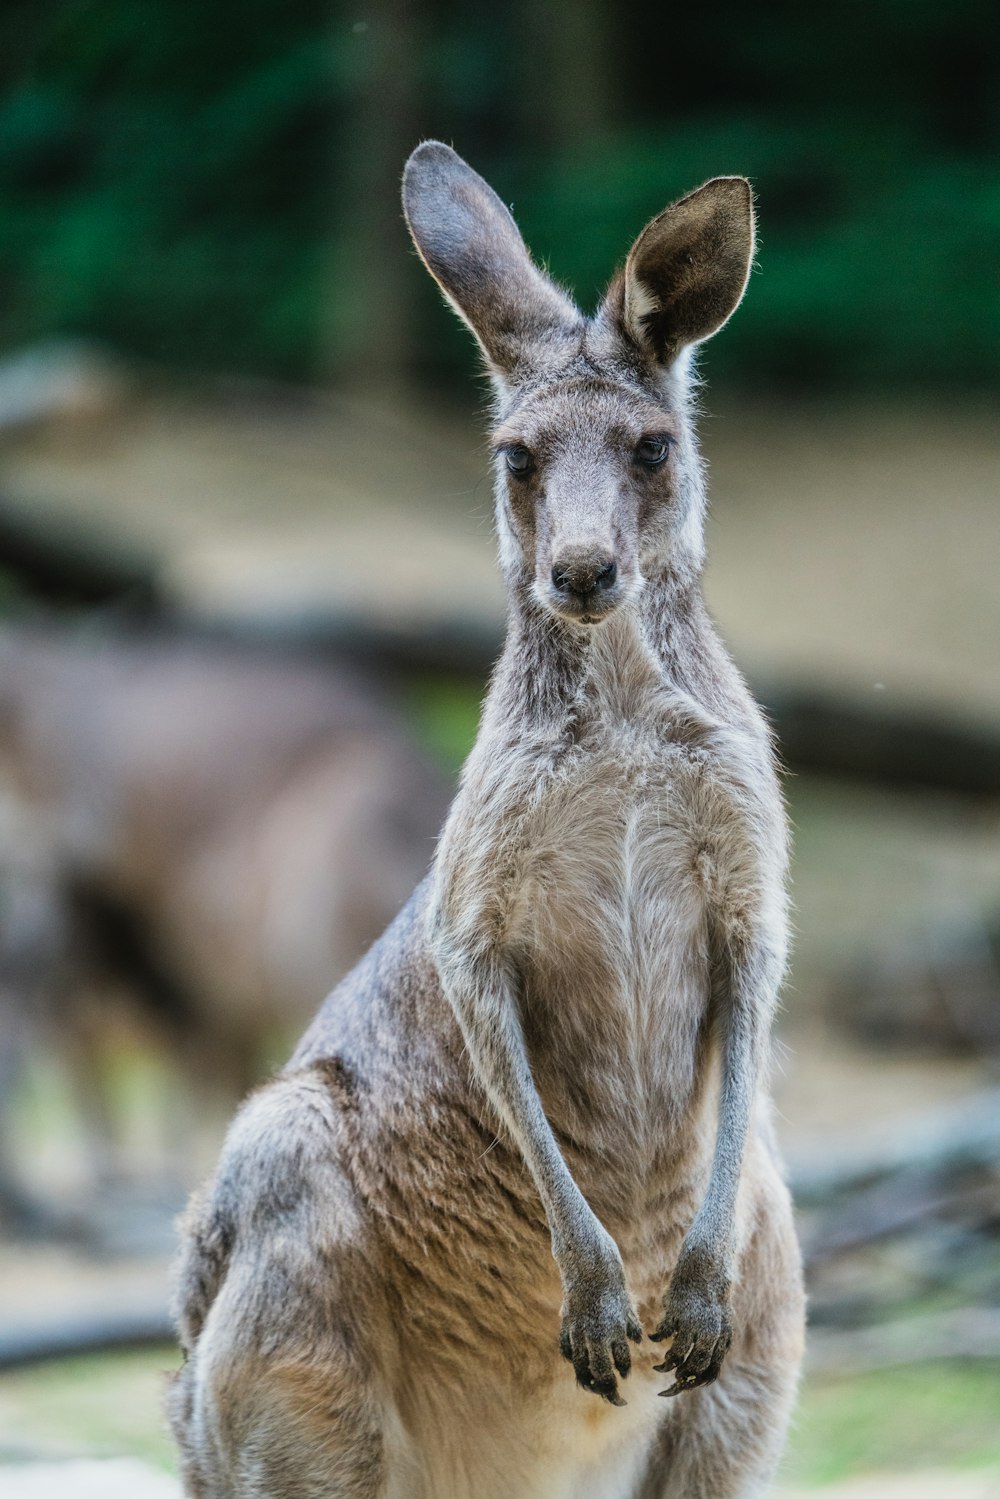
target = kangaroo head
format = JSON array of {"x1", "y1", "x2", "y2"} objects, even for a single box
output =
[{"x1": 403, "y1": 142, "x2": 754, "y2": 625}]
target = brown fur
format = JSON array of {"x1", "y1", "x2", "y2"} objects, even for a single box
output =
[{"x1": 170, "y1": 143, "x2": 804, "y2": 1498}]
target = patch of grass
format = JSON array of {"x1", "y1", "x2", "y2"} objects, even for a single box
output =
[
  {"x1": 0, "y1": 1346, "x2": 180, "y2": 1470},
  {"x1": 785, "y1": 1363, "x2": 1000, "y2": 1486},
  {"x1": 4, "y1": 1348, "x2": 1000, "y2": 1484},
  {"x1": 403, "y1": 674, "x2": 482, "y2": 776}
]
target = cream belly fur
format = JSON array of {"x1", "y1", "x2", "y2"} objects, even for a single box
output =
[
  {"x1": 398, "y1": 1374, "x2": 667, "y2": 1499},
  {"x1": 370, "y1": 720, "x2": 790, "y2": 1492}
]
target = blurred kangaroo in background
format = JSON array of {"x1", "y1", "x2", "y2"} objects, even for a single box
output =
[
  {"x1": 170, "y1": 143, "x2": 804, "y2": 1498},
  {"x1": 0, "y1": 630, "x2": 449, "y2": 1223}
]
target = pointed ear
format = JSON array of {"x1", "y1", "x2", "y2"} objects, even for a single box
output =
[
  {"x1": 609, "y1": 177, "x2": 755, "y2": 365},
  {"x1": 403, "y1": 141, "x2": 578, "y2": 380}
]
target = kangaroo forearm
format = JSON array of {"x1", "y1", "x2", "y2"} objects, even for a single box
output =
[
  {"x1": 651, "y1": 943, "x2": 777, "y2": 1381},
  {"x1": 683, "y1": 940, "x2": 780, "y2": 1275},
  {"x1": 441, "y1": 968, "x2": 642, "y2": 1396},
  {"x1": 438, "y1": 961, "x2": 600, "y2": 1259},
  {"x1": 685, "y1": 1040, "x2": 756, "y2": 1277}
]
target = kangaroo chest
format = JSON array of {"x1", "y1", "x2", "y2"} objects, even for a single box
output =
[
  {"x1": 511, "y1": 740, "x2": 709, "y2": 973},
  {"x1": 504, "y1": 715, "x2": 732, "y2": 1180}
]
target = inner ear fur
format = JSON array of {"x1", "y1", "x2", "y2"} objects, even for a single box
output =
[
  {"x1": 612, "y1": 177, "x2": 755, "y2": 364},
  {"x1": 402, "y1": 140, "x2": 579, "y2": 379}
]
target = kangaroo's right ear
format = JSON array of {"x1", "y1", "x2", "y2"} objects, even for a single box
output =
[
  {"x1": 403, "y1": 141, "x2": 579, "y2": 382},
  {"x1": 607, "y1": 176, "x2": 756, "y2": 367}
]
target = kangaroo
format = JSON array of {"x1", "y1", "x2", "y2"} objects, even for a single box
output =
[{"x1": 169, "y1": 142, "x2": 805, "y2": 1499}]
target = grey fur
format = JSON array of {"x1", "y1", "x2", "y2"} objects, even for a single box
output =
[{"x1": 170, "y1": 141, "x2": 805, "y2": 1498}]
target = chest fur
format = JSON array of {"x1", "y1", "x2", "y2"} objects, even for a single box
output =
[
  {"x1": 510, "y1": 744, "x2": 710, "y2": 977},
  {"x1": 504, "y1": 730, "x2": 736, "y2": 1182}
]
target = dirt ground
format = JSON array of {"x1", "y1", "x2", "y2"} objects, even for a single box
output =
[{"x1": 2, "y1": 1459, "x2": 998, "y2": 1498}]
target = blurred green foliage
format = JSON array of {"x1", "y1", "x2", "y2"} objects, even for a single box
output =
[
  {"x1": 0, "y1": 0, "x2": 332, "y2": 375},
  {"x1": 0, "y1": 0, "x2": 995, "y2": 388},
  {"x1": 0, "y1": 1347, "x2": 180, "y2": 1467}
]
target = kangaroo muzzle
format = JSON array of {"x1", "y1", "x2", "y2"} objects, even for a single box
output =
[{"x1": 547, "y1": 547, "x2": 621, "y2": 623}]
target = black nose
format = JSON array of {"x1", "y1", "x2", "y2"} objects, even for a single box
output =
[{"x1": 551, "y1": 557, "x2": 617, "y2": 597}]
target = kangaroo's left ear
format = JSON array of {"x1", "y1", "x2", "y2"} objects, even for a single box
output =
[
  {"x1": 403, "y1": 141, "x2": 580, "y2": 381},
  {"x1": 606, "y1": 177, "x2": 755, "y2": 365}
]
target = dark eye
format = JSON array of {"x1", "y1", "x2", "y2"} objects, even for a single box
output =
[
  {"x1": 504, "y1": 445, "x2": 533, "y2": 477},
  {"x1": 635, "y1": 435, "x2": 672, "y2": 468}
]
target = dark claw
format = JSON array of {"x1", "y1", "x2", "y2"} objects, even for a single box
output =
[
  {"x1": 590, "y1": 1372, "x2": 625, "y2": 1406},
  {"x1": 574, "y1": 1360, "x2": 626, "y2": 1407},
  {"x1": 572, "y1": 1346, "x2": 593, "y2": 1390},
  {"x1": 658, "y1": 1361, "x2": 721, "y2": 1397},
  {"x1": 652, "y1": 1339, "x2": 691, "y2": 1374},
  {"x1": 559, "y1": 1284, "x2": 641, "y2": 1408},
  {"x1": 659, "y1": 1371, "x2": 701, "y2": 1397},
  {"x1": 651, "y1": 1278, "x2": 733, "y2": 1393},
  {"x1": 680, "y1": 1344, "x2": 716, "y2": 1377}
]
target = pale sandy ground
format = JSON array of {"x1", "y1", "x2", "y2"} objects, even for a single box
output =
[
  {"x1": 3, "y1": 1458, "x2": 999, "y2": 1498},
  {"x1": 2, "y1": 387, "x2": 998, "y2": 725}
]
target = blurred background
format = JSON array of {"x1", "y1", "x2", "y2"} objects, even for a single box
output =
[{"x1": 0, "y1": 2, "x2": 997, "y2": 1495}]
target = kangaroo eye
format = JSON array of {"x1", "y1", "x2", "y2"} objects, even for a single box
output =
[
  {"x1": 636, "y1": 435, "x2": 671, "y2": 467},
  {"x1": 504, "y1": 445, "x2": 533, "y2": 477}
]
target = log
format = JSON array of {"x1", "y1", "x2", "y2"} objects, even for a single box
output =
[
  {"x1": 763, "y1": 684, "x2": 1000, "y2": 798},
  {"x1": 0, "y1": 507, "x2": 998, "y2": 794},
  {"x1": 0, "y1": 495, "x2": 158, "y2": 609},
  {"x1": 789, "y1": 1087, "x2": 1000, "y2": 1206},
  {"x1": 807, "y1": 1306, "x2": 1000, "y2": 1375},
  {"x1": 202, "y1": 615, "x2": 1000, "y2": 796},
  {"x1": 0, "y1": 1306, "x2": 174, "y2": 1371},
  {"x1": 801, "y1": 1175, "x2": 996, "y2": 1266}
]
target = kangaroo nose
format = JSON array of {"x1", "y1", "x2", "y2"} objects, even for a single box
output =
[{"x1": 551, "y1": 555, "x2": 617, "y2": 597}]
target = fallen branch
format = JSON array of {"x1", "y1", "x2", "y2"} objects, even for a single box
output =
[
  {"x1": 0, "y1": 495, "x2": 158, "y2": 609},
  {"x1": 789, "y1": 1087, "x2": 1000, "y2": 1206},
  {"x1": 0, "y1": 1306, "x2": 174, "y2": 1371},
  {"x1": 801, "y1": 1176, "x2": 996, "y2": 1267},
  {"x1": 807, "y1": 1306, "x2": 1000, "y2": 1376}
]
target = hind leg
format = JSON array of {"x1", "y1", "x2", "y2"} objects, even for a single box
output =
[
  {"x1": 170, "y1": 1330, "x2": 393, "y2": 1498},
  {"x1": 635, "y1": 1348, "x2": 801, "y2": 1499},
  {"x1": 169, "y1": 1070, "x2": 417, "y2": 1498}
]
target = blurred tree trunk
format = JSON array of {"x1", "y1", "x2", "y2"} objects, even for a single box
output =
[{"x1": 326, "y1": 1, "x2": 421, "y2": 394}]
